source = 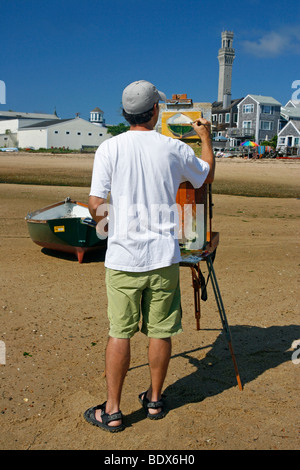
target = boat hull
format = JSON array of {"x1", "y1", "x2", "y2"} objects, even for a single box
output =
[{"x1": 26, "y1": 199, "x2": 107, "y2": 263}]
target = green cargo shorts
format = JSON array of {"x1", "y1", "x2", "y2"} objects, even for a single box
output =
[{"x1": 105, "y1": 263, "x2": 182, "y2": 339}]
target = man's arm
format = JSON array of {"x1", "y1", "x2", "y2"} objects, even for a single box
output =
[
  {"x1": 88, "y1": 195, "x2": 109, "y2": 236},
  {"x1": 192, "y1": 118, "x2": 215, "y2": 183},
  {"x1": 88, "y1": 195, "x2": 108, "y2": 222}
]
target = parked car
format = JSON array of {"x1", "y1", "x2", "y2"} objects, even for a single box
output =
[{"x1": 0, "y1": 147, "x2": 18, "y2": 152}]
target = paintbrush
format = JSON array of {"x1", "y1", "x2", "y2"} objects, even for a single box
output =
[{"x1": 190, "y1": 120, "x2": 211, "y2": 127}]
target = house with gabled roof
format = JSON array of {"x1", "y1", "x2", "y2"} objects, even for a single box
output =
[
  {"x1": 276, "y1": 100, "x2": 300, "y2": 154},
  {"x1": 0, "y1": 110, "x2": 60, "y2": 148},
  {"x1": 277, "y1": 120, "x2": 300, "y2": 155},
  {"x1": 279, "y1": 100, "x2": 300, "y2": 130},
  {"x1": 211, "y1": 97, "x2": 243, "y2": 140},
  {"x1": 236, "y1": 94, "x2": 282, "y2": 144}
]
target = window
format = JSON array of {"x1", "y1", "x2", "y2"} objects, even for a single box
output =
[
  {"x1": 88, "y1": 133, "x2": 92, "y2": 136},
  {"x1": 77, "y1": 132, "x2": 81, "y2": 135},
  {"x1": 260, "y1": 121, "x2": 273, "y2": 131},
  {"x1": 66, "y1": 131, "x2": 70, "y2": 134},
  {"x1": 242, "y1": 121, "x2": 252, "y2": 129},
  {"x1": 243, "y1": 104, "x2": 254, "y2": 113},
  {"x1": 218, "y1": 114, "x2": 222, "y2": 123},
  {"x1": 261, "y1": 105, "x2": 273, "y2": 114},
  {"x1": 225, "y1": 113, "x2": 230, "y2": 123},
  {"x1": 99, "y1": 133, "x2": 102, "y2": 136},
  {"x1": 279, "y1": 137, "x2": 286, "y2": 145},
  {"x1": 54, "y1": 131, "x2": 58, "y2": 134},
  {"x1": 294, "y1": 137, "x2": 299, "y2": 146},
  {"x1": 212, "y1": 114, "x2": 217, "y2": 122},
  {"x1": 233, "y1": 113, "x2": 238, "y2": 123}
]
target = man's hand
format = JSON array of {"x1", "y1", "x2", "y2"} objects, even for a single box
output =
[
  {"x1": 191, "y1": 117, "x2": 215, "y2": 183},
  {"x1": 191, "y1": 117, "x2": 211, "y2": 142}
]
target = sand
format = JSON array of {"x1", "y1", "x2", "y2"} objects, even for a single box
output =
[{"x1": 0, "y1": 153, "x2": 299, "y2": 450}]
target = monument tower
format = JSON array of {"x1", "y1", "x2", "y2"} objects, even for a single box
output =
[{"x1": 218, "y1": 31, "x2": 235, "y2": 104}]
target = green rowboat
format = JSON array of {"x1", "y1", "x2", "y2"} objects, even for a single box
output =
[{"x1": 25, "y1": 197, "x2": 107, "y2": 263}]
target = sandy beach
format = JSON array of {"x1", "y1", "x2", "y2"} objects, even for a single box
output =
[{"x1": 0, "y1": 153, "x2": 299, "y2": 450}]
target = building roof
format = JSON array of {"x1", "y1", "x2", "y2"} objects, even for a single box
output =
[
  {"x1": 166, "y1": 94, "x2": 193, "y2": 106},
  {"x1": 212, "y1": 97, "x2": 244, "y2": 111},
  {"x1": 241, "y1": 94, "x2": 282, "y2": 106},
  {"x1": 285, "y1": 100, "x2": 300, "y2": 108},
  {"x1": 20, "y1": 119, "x2": 72, "y2": 129},
  {"x1": 278, "y1": 120, "x2": 300, "y2": 135},
  {"x1": 0, "y1": 110, "x2": 59, "y2": 120},
  {"x1": 291, "y1": 120, "x2": 300, "y2": 132},
  {"x1": 281, "y1": 106, "x2": 300, "y2": 120},
  {"x1": 91, "y1": 107, "x2": 104, "y2": 113}
]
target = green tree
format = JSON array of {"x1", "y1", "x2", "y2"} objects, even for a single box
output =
[
  {"x1": 107, "y1": 123, "x2": 129, "y2": 136},
  {"x1": 261, "y1": 135, "x2": 277, "y2": 148}
]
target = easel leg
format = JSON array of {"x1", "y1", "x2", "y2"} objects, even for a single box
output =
[
  {"x1": 191, "y1": 265, "x2": 201, "y2": 330},
  {"x1": 206, "y1": 256, "x2": 243, "y2": 391}
]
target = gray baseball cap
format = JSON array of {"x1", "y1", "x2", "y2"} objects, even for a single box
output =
[{"x1": 122, "y1": 80, "x2": 167, "y2": 114}]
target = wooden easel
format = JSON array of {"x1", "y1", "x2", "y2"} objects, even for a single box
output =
[{"x1": 178, "y1": 184, "x2": 243, "y2": 391}]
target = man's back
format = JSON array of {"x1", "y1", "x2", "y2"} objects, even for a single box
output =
[{"x1": 90, "y1": 130, "x2": 209, "y2": 272}]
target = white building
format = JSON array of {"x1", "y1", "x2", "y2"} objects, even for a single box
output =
[
  {"x1": 0, "y1": 110, "x2": 59, "y2": 148},
  {"x1": 0, "y1": 108, "x2": 110, "y2": 150},
  {"x1": 18, "y1": 116, "x2": 110, "y2": 150}
]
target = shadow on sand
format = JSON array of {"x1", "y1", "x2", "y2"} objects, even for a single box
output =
[
  {"x1": 125, "y1": 324, "x2": 300, "y2": 426},
  {"x1": 41, "y1": 247, "x2": 106, "y2": 263}
]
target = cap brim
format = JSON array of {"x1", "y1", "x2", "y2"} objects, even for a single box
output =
[{"x1": 158, "y1": 90, "x2": 167, "y2": 102}]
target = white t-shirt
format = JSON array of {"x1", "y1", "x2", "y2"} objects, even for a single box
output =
[{"x1": 90, "y1": 130, "x2": 210, "y2": 272}]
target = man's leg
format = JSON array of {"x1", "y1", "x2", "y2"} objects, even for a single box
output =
[
  {"x1": 95, "y1": 336, "x2": 130, "y2": 426},
  {"x1": 146, "y1": 337, "x2": 171, "y2": 416}
]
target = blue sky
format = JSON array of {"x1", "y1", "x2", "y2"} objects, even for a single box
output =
[{"x1": 1, "y1": 0, "x2": 300, "y2": 124}]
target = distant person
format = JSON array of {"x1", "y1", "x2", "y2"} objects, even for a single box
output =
[{"x1": 84, "y1": 80, "x2": 215, "y2": 432}]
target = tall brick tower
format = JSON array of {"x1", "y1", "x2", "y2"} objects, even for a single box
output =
[{"x1": 218, "y1": 31, "x2": 235, "y2": 103}]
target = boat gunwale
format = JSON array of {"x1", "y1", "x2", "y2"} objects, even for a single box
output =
[{"x1": 25, "y1": 198, "x2": 89, "y2": 221}]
